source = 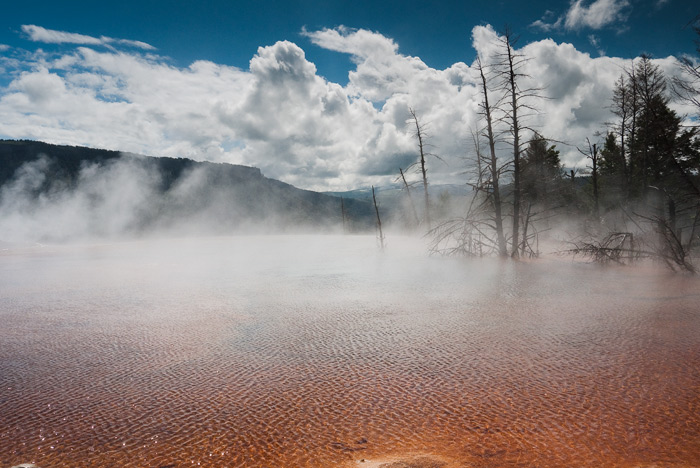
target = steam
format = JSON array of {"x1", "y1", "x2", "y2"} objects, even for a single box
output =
[
  {"x1": 0, "y1": 151, "x2": 366, "y2": 245},
  {"x1": 0, "y1": 155, "x2": 161, "y2": 243}
]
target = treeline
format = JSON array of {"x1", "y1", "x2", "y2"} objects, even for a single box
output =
[{"x1": 398, "y1": 27, "x2": 700, "y2": 272}]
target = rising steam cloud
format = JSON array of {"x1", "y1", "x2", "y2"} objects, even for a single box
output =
[
  {"x1": 0, "y1": 155, "x2": 161, "y2": 242},
  {"x1": 0, "y1": 152, "x2": 364, "y2": 245}
]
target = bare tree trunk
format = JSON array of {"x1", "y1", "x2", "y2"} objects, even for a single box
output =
[
  {"x1": 504, "y1": 33, "x2": 522, "y2": 258},
  {"x1": 520, "y1": 202, "x2": 532, "y2": 257},
  {"x1": 620, "y1": 123, "x2": 628, "y2": 195},
  {"x1": 477, "y1": 56, "x2": 507, "y2": 257},
  {"x1": 591, "y1": 143, "x2": 600, "y2": 220},
  {"x1": 628, "y1": 62, "x2": 638, "y2": 195},
  {"x1": 612, "y1": 74, "x2": 630, "y2": 196},
  {"x1": 340, "y1": 196, "x2": 347, "y2": 234},
  {"x1": 668, "y1": 197, "x2": 677, "y2": 239},
  {"x1": 372, "y1": 186, "x2": 385, "y2": 249},
  {"x1": 410, "y1": 108, "x2": 431, "y2": 230},
  {"x1": 579, "y1": 138, "x2": 600, "y2": 221},
  {"x1": 399, "y1": 167, "x2": 420, "y2": 226}
]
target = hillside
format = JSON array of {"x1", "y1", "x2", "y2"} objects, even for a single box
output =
[{"x1": 0, "y1": 140, "x2": 374, "y2": 241}]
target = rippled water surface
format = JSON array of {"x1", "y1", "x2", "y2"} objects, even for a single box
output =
[{"x1": 1, "y1": 235, "x2": 700, "y2": 468}]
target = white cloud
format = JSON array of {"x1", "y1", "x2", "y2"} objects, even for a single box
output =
[
  {"x1": 303, "y1": 26, "x2": 399, "y2": 60},
  {"x1": 304, "y1": 26, "x2": 483, "y2": 187},
  {"x1": 531, "y1": 0, "x2": 630, "y2": 32},
  {"x1": 529, "y1": 9, "x2": 563, "y2": 32},
  {"x1": 305, "y1": 26, "x2": 432, "y2": 101},
  {"x1": 21, "y1": 25, "x2": 155, "y2": 50},
  {"x1": 588, "y1": 34, "x2": 606, "y2": 56},
  {"x1": 565, "y1": 0, "x2": 630, "y2": 30},
  {"x1": 461, "y1": 25, "x2": 690, "y2": 171},
  {"x1": 0, "y1": 46, "x2": 250, "y2": 160},
  {"x1": 0, "y1": 24, "x2": 689, "y2": 192},
  {"x1": 22, "y1": 24, "x2": 104, "y2": 45},
  {"x1": 11, "y1": 67, "x2": 67, "y2": 104},
  {"x1": 530, "y1": 19, "x2": 559, "y2": 32}
]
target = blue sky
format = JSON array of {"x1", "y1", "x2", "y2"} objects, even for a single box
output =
[
  {"x1": 2, "y1": 0, "x2": 697, "y2": 82},
  {"x1": 0, "y1": 0, "x2": 698, "y2": 190}
]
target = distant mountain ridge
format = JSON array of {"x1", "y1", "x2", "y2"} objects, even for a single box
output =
[
  {"x1": 0, "y1": 139, "x2": 261, "y2": 191},
  {"x1": 0, "y1": 140, "x2": 374, "y2": 241}
]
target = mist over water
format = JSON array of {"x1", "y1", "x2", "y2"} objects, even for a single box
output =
[
  {"x1": 0, "y1": 153, "x2": 356, "y2": 245},
  {"x1": 2, "y1": 235, "x2": 700, "y2": 468},
  {"x1": 0, "y1": 156, "x2": 160, "y2": 243}
]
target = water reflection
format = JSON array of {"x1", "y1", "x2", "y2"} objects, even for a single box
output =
[{"x1": 1, "y1": 236, "x2": 699, "y2": 468}]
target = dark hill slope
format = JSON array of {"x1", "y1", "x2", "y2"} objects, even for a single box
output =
[{"x1": 0, "y1": 140, "x2": 373, "y2": 238}]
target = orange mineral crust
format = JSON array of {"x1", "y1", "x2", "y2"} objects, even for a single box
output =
[{"x1": 1, "y1": 236, "x2": 699, "y2": 468}]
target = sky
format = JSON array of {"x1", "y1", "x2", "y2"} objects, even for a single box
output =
[{"x1": 0, "y1": 0, "x2": 698, "y2": 191}]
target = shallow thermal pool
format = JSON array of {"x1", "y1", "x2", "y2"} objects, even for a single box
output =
[{"x1": 1, "y1": 235, "x2": 699, "y2": 468}]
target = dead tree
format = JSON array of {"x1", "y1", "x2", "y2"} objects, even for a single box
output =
[
  {"x1": 566, "y1": 198, "x2": 699, "y2": 274},
  {"x1": 640, "y1": 186, "x2": 699, "y2": 273},
  {"x1": 610, "y1": 74, "x2": 631, "y2": 194},
  {"x1": 650, "y1": 214, "x2": 697, "y2": 273},
  {"x1": 671, "y1": 21, "x2": 700, "y2": 119},
  {"x1": 503, "y1": 31, "x2": 522, "y2": 257},
  {"x1": 493, "y1": 28, "x2": 541, "y2": 258},
  {"x1": 519, "y1": 202, "x2": 534, "y2": 257},
  {"x1": 671, "y1": 19, "x2": 700, "y2": 113},
  {"x1": 567, "y1": 232, "x2": 638, "y2": 264},
  {"x1": 397, "y1": 167, "x2": 420, "y2": 227},
  {"x1": 672, "y1": 48, "x2": 700, "y2": 114},
  {"x1": 476, "y1": 55, "x2": 508, "y2": 257},
  {"x1": 568, "y1": 226, "x2": 696, "y2": 273},
  {"x1": 340, "y1": 197, "x2": 347, "y2": 233},
  {"x1": 428, "y1": 188, "x2": 501, "y2": 257},
  {"x1": 429, "y1": 30, "x2": 544, "y2": 259},
  {"x1": 408, "y1": 108, "x2": 435, "y2": 230},
  {"x1": 578, "y1": 138, "x2": 601, "y2": 220},
  {"x1": 372, "y1": 186, "x2": 385, "y2": 249},
  {"x1": 427, "y1": 128, "x2": 504, "y2": 258}
]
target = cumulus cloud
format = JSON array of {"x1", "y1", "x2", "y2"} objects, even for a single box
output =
[
  {"x1": 21, "y1": 24, "x2": 155, "y2": 50},
  {"x1": 217, "y1": 40, "x2": 410, "y2": 188},
  {"x1": 304, "y1": 26, "x2": 437, "y2": 102},
  {"x1": 0, "y1": 23, "x2": 689, "y2": 191},
  {"x1": 0, "y1": 46, "x2": 251, "y2": 161},
  {"x1": 302, "y1": 25, "x2": 480, "y2": 187},
  {"x1": 531, "y1": 0, "x2": 630, "y2": 32}
]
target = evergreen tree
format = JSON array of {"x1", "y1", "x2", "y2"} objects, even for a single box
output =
[
  {"x1": 599, "y1": 132, "x2": 623, "y2": 176},
  {"x1": 627, "y1": 86, "x2": 699, "y2": 195},
  {"x1": 598, "y1": 132, "x2": 627, "y2": 206},
  {"x1": 609, "y1": 74, "x2": 630, "y2": 194},
  {"x1": 520, "y1": 134, "x2": 561, "y2": 206},
  {"x1": 628, "y1": 55, "x2": 669, "y2": 191}
]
